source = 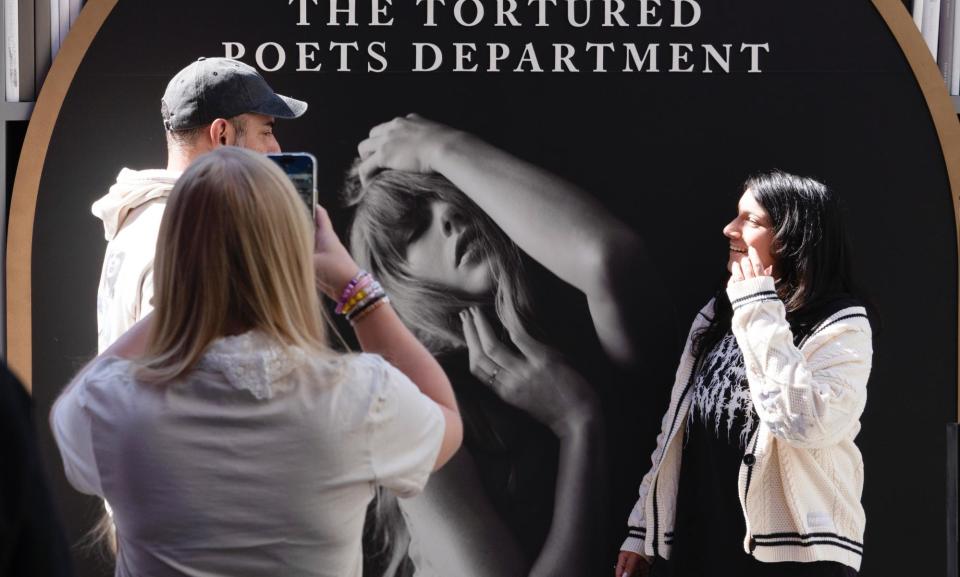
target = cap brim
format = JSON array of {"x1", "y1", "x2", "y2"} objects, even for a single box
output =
[{"x1": 252, "y1": 93, "x2": 308, "y2": 119}]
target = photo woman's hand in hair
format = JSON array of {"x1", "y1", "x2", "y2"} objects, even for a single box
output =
[
  {"x1": 356, "y1": 114, "x2": 462, "y2": 186},
  {"x1": 729, "y1": 246, "x2": 773, "y2": 286},
  {"x1": 460, "y1": 307, "x2": 599, "y2": 436},
  {"x1": 312, "y1": 206, "x2": 361, "y2": 300},
  {"x1": 358, "y1": 113, "x2": 666, "y2": 371}
]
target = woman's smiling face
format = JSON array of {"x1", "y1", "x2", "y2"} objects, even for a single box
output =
[
  {"x1": 723, "y1": 189, "x2": 778, "y2": 274},
  {"x1": 404, "y1": 199, "x2": 494, "y2": 296}
]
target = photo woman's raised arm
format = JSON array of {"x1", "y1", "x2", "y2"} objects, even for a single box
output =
[{"x1": 358, "y1": 114, "x2": 667, "y2": 368}]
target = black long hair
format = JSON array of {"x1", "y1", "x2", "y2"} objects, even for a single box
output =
[{"x1": 693, "y1": 170, "x2": 857, "y2": 357}]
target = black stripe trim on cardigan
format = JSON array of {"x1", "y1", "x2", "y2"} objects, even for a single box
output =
[
  {"x1": 808, "y1": 313, "x2": 869, "y2": 338},
  {"x1": 626, "y1": 529, "x2": 673, "y2": 543},
  {"x1": 741, "y1": 429, "x2": 761, "y2": 519},
  {"x1": 752, "y1": 539, "x2": 863, "y2": 556},
  {"x1": 753, "y1": 532, "x2": 863, "y2": 549},
  {"x1": 797, "y1": 310, "x2": 869, "y2": 348},
  {"x1": 665, "y1": 368, "x2": 698, "y2": 459},
  {"x1": 652, "y1": 478, "x2": 660, "y2": 557},
  {"x1": 648, "y1": 309, "x2": 713, "y2": 557},
  {"x1": 653, "y1": 356, "x2": 700, "y2": 557},
  {"x1": 732, "y1": 295, "x2": 779, "y2": 311},
  {"x1": 730, "y1": 290, "x2": 777, "y2": 306}
]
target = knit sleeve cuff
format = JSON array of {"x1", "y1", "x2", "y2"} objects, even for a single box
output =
[
  {"x1": 726, "y1": 276, "x2": 778, "y2": 311},
  {"x1": 621, "y1": 526, "x2": 647, "y2": 555}
]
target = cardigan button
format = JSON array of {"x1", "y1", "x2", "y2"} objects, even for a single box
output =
[{"x1": 742, "y1": 454, "x2": 756, "y2": 466}]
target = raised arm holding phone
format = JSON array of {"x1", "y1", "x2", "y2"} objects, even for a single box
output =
[{"x1": 52, "y1": 147, "x2": 462, "y2": 577}]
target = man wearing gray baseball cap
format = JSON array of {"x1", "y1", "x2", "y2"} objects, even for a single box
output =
[{"x1": 92, "y1": 57, "x2": 308, "y2": 353}]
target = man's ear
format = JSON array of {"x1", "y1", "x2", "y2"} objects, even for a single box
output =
[{"x1": 209, "y1": 118, "x2": 231, "y2": 147}]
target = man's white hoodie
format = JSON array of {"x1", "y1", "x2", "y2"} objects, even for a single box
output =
[{"x1": 91, "y1": 168, "x2": 179, "y2": 353}]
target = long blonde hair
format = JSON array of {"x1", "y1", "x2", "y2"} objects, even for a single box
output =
[{"x1": 137, "y1": 146, "x2": 328, "y2": 383}]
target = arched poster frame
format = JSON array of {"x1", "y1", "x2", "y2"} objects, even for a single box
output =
[
  {"x1": 4, "y1": 2, "x2": 959, "y2": 576},
  {"x1": 12, "y1": 0, "x2": 958, "y2": 410}
]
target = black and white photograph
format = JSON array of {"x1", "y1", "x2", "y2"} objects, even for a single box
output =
[{"x1": 4, "y1": 1, "x2": 959, "y2": 576}]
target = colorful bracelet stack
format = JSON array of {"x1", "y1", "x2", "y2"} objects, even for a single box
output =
[{"x1": 336, "y1": 270, "x2": 390, "y2": 325}]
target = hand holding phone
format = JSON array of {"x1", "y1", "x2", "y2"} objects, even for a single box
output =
[{"x1": 268, "y1": 152, "x2": 318, "y2": 215}]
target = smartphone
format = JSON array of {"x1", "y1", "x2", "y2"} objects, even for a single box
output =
[{"x1": 268, "y1": 152, "x2": 318, "y2": 216}]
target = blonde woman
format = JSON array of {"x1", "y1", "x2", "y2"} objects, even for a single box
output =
[{"x1": 50, "y1": 147, "x2": 463, "y2": 577}]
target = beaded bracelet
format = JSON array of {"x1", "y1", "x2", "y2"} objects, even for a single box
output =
[
  {"x1": 345, "y1": 285, "x2": 387, "y2": 321},
  {"x1": 342, "y1": 281, "x2": 383, "y2": 316},
  {"x1": 335, "y1": 270, "x2": 372, "y2": 314},
  {"x1": 336, "y1": 270, "x2": 391, "y2": 323},
  {"x1": 349, "y1": 296, "x2": 390, "y2": 326}
]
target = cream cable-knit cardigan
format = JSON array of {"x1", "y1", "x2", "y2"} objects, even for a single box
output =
[{"x1": 621, "y1": 276, "x2": 873, "y2": 571}]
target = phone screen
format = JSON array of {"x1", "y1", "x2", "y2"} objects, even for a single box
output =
[{"x1": 267, "y1": 152, "x2": 317, "y2": 215}]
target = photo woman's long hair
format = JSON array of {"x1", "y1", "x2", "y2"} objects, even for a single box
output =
[
  {"x1": 694, "y1": 170, "x2": 857, "y2": 357},
  {"x1": 138, "y1": 146, "x2": 331, "y2": 382},
  {"x1": 343, "y1": 165, "x2": 533, "y2": 353},
  {"x1": 342, "y1": 165, "x2": 537, "y2": 576}
]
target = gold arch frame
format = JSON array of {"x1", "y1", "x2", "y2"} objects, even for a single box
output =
[
  {"x1": 6, "y1": 0, "x2": 118, "y2": 391},
  {"x1": 6, "y1": 0, "x2": 960, "y2": 422}
]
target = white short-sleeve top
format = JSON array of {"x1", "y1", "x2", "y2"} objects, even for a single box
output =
[{"x1": 51, "y1": 331, "x2": 445, "y2": 577}]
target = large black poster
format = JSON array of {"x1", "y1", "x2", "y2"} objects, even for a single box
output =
[{"x1": 12, "y1": 1, "x2": 957, "y2": 575}]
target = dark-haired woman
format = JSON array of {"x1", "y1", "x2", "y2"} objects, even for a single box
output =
[{"x1": 615, "y1": 172, "x2": 873, "y2": 577}]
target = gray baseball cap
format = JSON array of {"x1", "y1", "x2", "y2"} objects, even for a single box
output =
[{"x1": 161, "y1": 57, "x2": 307, "y2": 131}]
